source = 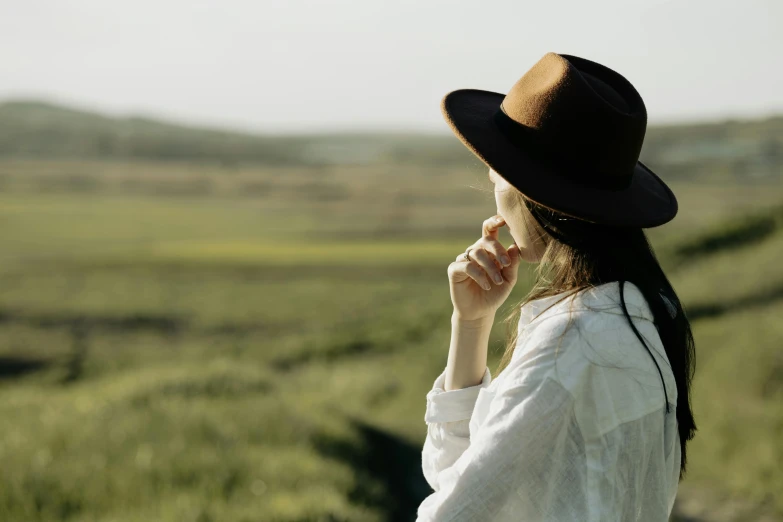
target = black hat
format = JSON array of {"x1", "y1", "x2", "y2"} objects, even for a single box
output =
[{"x1": 441, "y1": 52, "x2": 678, "y2": 228}]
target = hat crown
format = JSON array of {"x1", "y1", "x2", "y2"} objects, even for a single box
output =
[{"x1": 499, "y1": 53, "x2": 648, "y2": 189}]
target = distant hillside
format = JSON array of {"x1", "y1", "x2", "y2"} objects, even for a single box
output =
[
  {"x1": 0, "y1": 101, "x2": 467, "y2": 167},
  {"x1": 0, "y1": 100, "x2": 781, "y2": 180},
  {"x1": 643, "y1": 116, "x2": 783, "y2": 182}
]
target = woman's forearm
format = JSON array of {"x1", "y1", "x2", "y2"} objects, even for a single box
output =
[{"x1": 445, "y1": 311, "x2": 495, "y2": 391}]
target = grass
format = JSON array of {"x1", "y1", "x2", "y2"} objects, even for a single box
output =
[{"x1": 0, "y1": 159, "x2": 780, "y2": 521}]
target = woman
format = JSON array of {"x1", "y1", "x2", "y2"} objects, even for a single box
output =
[{"x1": 417, "y1": 53, "x2": 697, "y2": 521}]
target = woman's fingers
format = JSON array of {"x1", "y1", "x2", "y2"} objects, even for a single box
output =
[
  {"x1": 470, "y1": 247, "x2": 506, "y2": 285},
  {"x1": 449, "y1": 214, "x2": 510, "y2": 291},
  {"x1": 448, "y1": 258, "x2": 492, "y2": 290},
  {"x1": 480, "y1": 215, "x2": 510, "y2": 266},
  {"x1": 479, "y1": 237, "x2": 511, "y2": 267},
  {"x1": 464, "y1": 261, "x2": 493, "y2": 290},
  {"x1": 482, "y1": 214, "x2": 505, "y2": 239}
]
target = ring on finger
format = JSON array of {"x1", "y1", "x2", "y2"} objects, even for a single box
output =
[{"x1": 463, "y1": 248, "x2": 473, "y2": 262}]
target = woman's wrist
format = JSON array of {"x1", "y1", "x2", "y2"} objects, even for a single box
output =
[
  {"x1": 451, "y1": 310, "x2": 495, "y2": 329},
  {"x1": 446, "y1": 311, "x2": 494, "y2": 391}
]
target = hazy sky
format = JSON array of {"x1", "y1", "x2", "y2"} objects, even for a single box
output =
[{"x1": 1, "y1": 0, "x2": 781, "y2": 133}]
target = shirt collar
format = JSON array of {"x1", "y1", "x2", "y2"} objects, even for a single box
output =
[{"x1": 517, "y1": 281, "x2": 655, "y2": 333}]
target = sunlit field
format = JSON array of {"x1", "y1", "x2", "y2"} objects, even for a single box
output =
[{"x1": 0, "y1": 159, "x2": 780, "y2": 521}]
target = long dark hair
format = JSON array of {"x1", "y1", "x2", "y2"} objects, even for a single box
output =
[{"x1": 495, "y1": 192, "x2": 697, "y2": 480}]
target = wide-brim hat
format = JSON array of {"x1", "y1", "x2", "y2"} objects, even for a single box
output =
[{"x1": 441, "y1": 52, "x2": 678, "y2": 228}]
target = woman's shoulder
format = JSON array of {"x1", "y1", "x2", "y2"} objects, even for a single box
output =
[
  {"x1": 516, "y1": 281, "x2": 655, "y2": 346},
  {"x1": 522, "y1": 280, "x2": 653, "y2": 324},
  {"x1": 507, "y1": 281, "x2": 675, "y2": 423}
]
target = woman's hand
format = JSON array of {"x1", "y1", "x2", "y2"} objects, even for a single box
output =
[{"x1": 448, "y1": 215, "x2": 522, "y2": 321}]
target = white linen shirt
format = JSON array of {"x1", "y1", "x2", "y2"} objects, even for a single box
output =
[{"x1": 418, "y1": 281, "x2": 680, "y2": 521}]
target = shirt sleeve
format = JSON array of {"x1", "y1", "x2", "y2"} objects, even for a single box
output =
[
  {"x1": 421, "y1": 365, "x2": 492, "y2": 492},
  {"x1": 416, "y1": 315, "x2": 589, "y2": 521}
]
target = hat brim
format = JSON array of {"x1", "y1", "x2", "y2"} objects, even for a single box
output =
[{"x1": 441, "y1": 89, "x2": 678, "y2": 228}]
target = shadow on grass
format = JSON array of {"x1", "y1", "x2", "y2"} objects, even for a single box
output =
[
  {"x1": 0, "y1": 307, "x2": 187, "y2": 335},
  {"x1": 676, "y1": 212, "x2": 779, "y2": 259},
  {"x1": 669, "y1": 204, "x2": 783, "y2": 269},
  {"x1": 313, "y1": 415, "x2": 431, "y2": 522},
  {"x1": 686, "y1": 282, "x2": 783, "y2": 320},
  {"x1": 0, "y1": 356, "x2": 50, "y2": 381},
  {"x1": 271, "y1": 339, "x2": 377, "y2": 372},
  {"x1": 270, "y1": 311, "x2": 444, "y2": 373}
]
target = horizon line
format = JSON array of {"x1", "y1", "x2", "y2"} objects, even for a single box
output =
[{"x1": 2, "y1": 94, "x2": 782, "y2": 138}]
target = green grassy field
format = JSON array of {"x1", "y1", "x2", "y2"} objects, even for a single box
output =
[{"x1": 0, "y1": 159, "x2": 780, "y2": 521}]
